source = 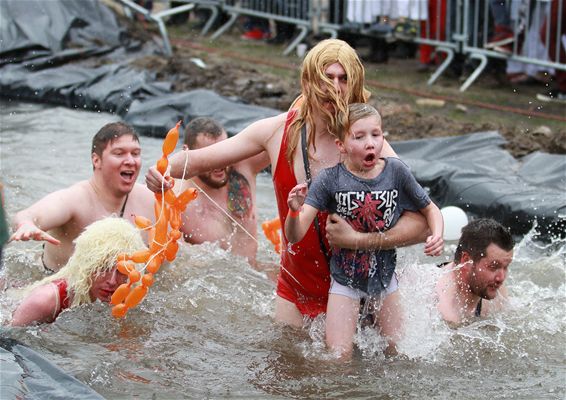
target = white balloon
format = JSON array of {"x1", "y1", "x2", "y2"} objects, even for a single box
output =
[{"x1": 441, "y1": 206, "x2": 469, "y2": 241}]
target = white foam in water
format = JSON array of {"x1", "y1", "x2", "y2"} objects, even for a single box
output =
[{"x1": 1, "y1": 102, "x2": 565, "y2": 398}]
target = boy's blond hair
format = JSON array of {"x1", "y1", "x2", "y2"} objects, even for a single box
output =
[{"x1": 334, "y1": 103, "x2": 381, "y2": 142}]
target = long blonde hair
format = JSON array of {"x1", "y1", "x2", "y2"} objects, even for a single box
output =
[
  {"x1": 21, "y1": 217, "x2": 144, "y2": 307},
  {"x1": 286, "y1": 39, "x2": 370, "y2": 162}
]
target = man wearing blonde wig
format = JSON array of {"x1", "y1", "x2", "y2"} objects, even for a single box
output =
[
  {"x1": 11, "y1": 218, "x2": 144, "y2": 326},
  {"x1": 146, "y1": 39, "x2": 435, "y2": 341}
]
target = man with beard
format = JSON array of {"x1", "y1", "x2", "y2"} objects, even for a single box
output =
[
  {"x1": 175, "y1": 118, "x2": 269, "y2": 269},
  {"x1": 9, "y1": 122, "x2": 154, "y2": 273},
  {"x1": 436, "y1": 218, "x2": 515, "y2": 324}
]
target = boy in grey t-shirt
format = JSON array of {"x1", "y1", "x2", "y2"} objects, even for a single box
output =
[{"x1": 285, "y1": 103, "x2": 444, "y2": 358}]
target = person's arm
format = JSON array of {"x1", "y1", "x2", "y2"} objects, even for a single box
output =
[
  {"x1": 381, "y1": 139, "x2": 398, "y2": 158},
  {"x1": 9, "y1": 187, "x2": 78, "y2": 245},
  {"x1": 420, "y1": 202, "x2": 444, "y2": 256},
  {"x1": 146, "y1": 114, "x2": 285, "y2": 193},
  {"x1": 284, "y1": 183, "x2": 318, "y2": 243},
  {"x1": 11, "y1": 284, "x2": 59, "y2": 326},
  {"x1": 326, "y1": 210, "x2": 430, "y2": 250}
]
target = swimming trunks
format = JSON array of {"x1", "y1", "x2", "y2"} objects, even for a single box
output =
[
  {"x1": 272, "y1": 111, "x2": 331, "y2": 318},
  {"x1": 52, "y1": 279, "x2": 70, "y2": 320}
]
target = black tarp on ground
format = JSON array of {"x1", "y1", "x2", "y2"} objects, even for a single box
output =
[
  {"x1": 124, "y1": 89, "x2": 280, "y2": 137},
  {"x1": 392, "y1": 132, "x2": 566, "y2": 238},
  {"x1": 0, "y1": 338, "x2": 104, "y2": 399}
]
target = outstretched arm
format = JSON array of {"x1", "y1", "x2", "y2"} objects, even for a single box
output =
[
  {"x1": 9, "y1": 187, "x2": 79, "y2": 245},
  {"x1": 326, "y1": 210, "x2": 429, "y2": 250},
  {"x1": 146, "y1": 114, "x2": 285, "y2": 193}
]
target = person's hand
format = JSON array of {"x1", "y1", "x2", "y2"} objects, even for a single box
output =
[
  {"x1": 287, "y1": 183, "x2": 308, "y2": 212},
  {"x1": 325, "y1": 213, "x2": 361, "y2": 249},
  {"x1": 145, "y1": 166, "x2": 171, "y2": 193},
  {"x1": 424, "y1": 234, "x2": 444, "y2": 256},
  {"x1": 9, "y1": 221, "x2": 60, "y2": 245}
]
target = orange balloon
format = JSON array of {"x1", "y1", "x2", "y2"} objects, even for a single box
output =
[
  {"x1": 146, "y1": 256, "x2": 162, "y2": 274},
  {"x1": 112, "y1": 303, "x2": 128, "y2": 318},
  {"x1": 169, "y1": 229, "x2": 182, "y2": 241},
  {"x1": 116, "y1": 260, "x2": 134, "y2": 275},
  {"x1": 141, "y1": 273, "x2": 154, "y2": 287},
  {"x1": 169, "y1": 208, "x2": 181, "y2": 230},
  {"x1": 134, "y1": 215, "x2": 152, "y2": 229},
  {"x1": 110, "y1": 283, "x2": 131, "y2": 305},
  {"x1": 116, "y1": 253, "x2": 131, "y2": 262},
  {"x1": 128, "y1": 269, "x2": 141, "y2": 283},
  {"x1": 175, "y1": 188, "x2": 198, "y2": 210},
  {"x1": 124, "y1": 285, "x2": 148, "y2": 308},
  {"x1": 164, "y1": 189, "x2": 177, "y2": 206},
  {"x1": 164, "y1": 241, "x2": 179, "y2": 262},
  {"x1": 130, "y1": 249, "x2": 151, "y2": 264},
  {"x1": 156, "y1": 156, "x2": 168, "y2": 175},
  {"x1": 162, "y1": 121, "x2": 181, "y2": 156}
]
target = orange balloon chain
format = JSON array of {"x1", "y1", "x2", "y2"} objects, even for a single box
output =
[
  {"x1": 110, "y1": 121, "x2": 198, "y2": 319},
  {"x1": 261, "y1": 217, "x2": 282, "y2": 254}
]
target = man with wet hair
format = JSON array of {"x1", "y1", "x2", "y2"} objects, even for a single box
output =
[
  {"x1": 436, "y1": 218, "x2": 515, "y2": 324},
  {"x1": 175, "y1": 117, "x2": 271, "y2": 272},
  {"x1": 9, "y1": 122, "x2": 154, "y2": 273}
]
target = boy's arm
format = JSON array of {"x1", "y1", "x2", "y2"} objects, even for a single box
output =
[
  {"x1": 420, "y1": 202, "x2": 444, "y2": 256},
  {"x1": 285, "y1": 204, "x2": 318, "y2": 244},
  {"x1": 326, "y1": 210, "x2": 430, "y2": 250}
]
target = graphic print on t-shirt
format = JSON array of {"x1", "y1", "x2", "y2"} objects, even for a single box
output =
[{"x1": 335, "y1": 189, "x2": 398, "y2": 232}]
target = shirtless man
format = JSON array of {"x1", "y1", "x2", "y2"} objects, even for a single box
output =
[
  {"x1": 10, "y1": 122, "x2": 154, "y2": 272},
  {"x1": 175, "y1": 117, "x2": 269, "y2": 268},
  {"x1": 436, "y1": 218, "x2": 515, "y2": 324}
]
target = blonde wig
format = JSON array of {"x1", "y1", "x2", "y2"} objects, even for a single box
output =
[
  {"x1": 335, "y1": 103, "x2": 381, "y2": 142},
  {"x1": 21, "y1": 217, "x2": 144, "y2": 307},
  {"x1": 286, "y1": 39, "x2": 371, "y2": 162}
]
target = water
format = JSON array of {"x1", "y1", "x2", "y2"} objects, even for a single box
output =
[{"x1": 0, "y1": 102, "x2": 564, "y2": 399}]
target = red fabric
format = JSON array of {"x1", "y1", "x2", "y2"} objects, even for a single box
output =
[
  {"x1": 53, "y1": 279, "x2": 70, "y2": 317},
  {"x1": 420, "y1": 0, "x2": 447, "y2": 65},
  {"x1": 272, "y1": 111, "x2": 331, "y2": 318}
]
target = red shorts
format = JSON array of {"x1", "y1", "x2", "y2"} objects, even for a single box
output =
[{"x1": 276, "y1": 273, "x2": 327, "y2": 318}]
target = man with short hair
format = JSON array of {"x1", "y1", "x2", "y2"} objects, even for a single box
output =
[
  {"x1": 175, "y1": 117, "x2": 269, "y2": 270},
  {"x1": 10, "y1": 122, "x2": 154, "y2": 272},
  {"x1": 436, "y1": 218, "x2": 515, "y2": 324}
]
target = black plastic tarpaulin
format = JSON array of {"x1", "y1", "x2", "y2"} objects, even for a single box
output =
[
  {"x1": 392, "y1": 132, "x2": 566, "y2": 238},
  {"x1": 0, "y1": 338, "x2": 105, "y2": 400}
]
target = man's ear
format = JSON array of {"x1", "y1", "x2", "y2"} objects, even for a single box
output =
[
  {"x1": 335, "y1": 138, "x2": 346, "y2": 154},
  {"x1": 92, "y1": 152, "x2": 101, "y2": 170},
  {"x1": 459, "y1": 251, "x2": 473, "y2": 267}
]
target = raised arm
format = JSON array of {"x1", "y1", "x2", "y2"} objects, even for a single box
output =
[
  {"x1": 285, "y1": 183, "x2": 318, "y2": 244},
  {"x1": 9, "y1": 187, "x2": 79, "y2": 245},
  {"x1": 146, "y1": 113, "x2": 285, "y2": 193},
  {"x1": 326, "y1": 210, "x2": 430, "y2": 251}
]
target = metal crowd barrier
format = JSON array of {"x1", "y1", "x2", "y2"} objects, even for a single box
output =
[
  {"x1": 116, "y1": 0, "x2": 565, "y2": 92},
  {"x1": 210, "y1": 0, "x2": 312, "y2": 56},
  {"x1": 116, "y1": 0, "x2": 221, "y2": 56}
]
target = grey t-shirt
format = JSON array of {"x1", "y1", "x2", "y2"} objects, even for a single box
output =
[{"x1": 306, "y1": 158, "x2": 430, "y2": 295}]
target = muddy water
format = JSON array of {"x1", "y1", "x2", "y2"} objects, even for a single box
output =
[{"x1": 0, "y1": 102, "x2": 564, "y2": 399}]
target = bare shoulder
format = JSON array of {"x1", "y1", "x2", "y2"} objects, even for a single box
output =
[{"x1": 11, "y1": 283, "x2": 59, "y2": 326}]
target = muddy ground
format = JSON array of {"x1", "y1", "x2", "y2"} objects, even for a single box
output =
[{"x1": 124, "y1": 17, "x2": 565, "y2": 158}]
